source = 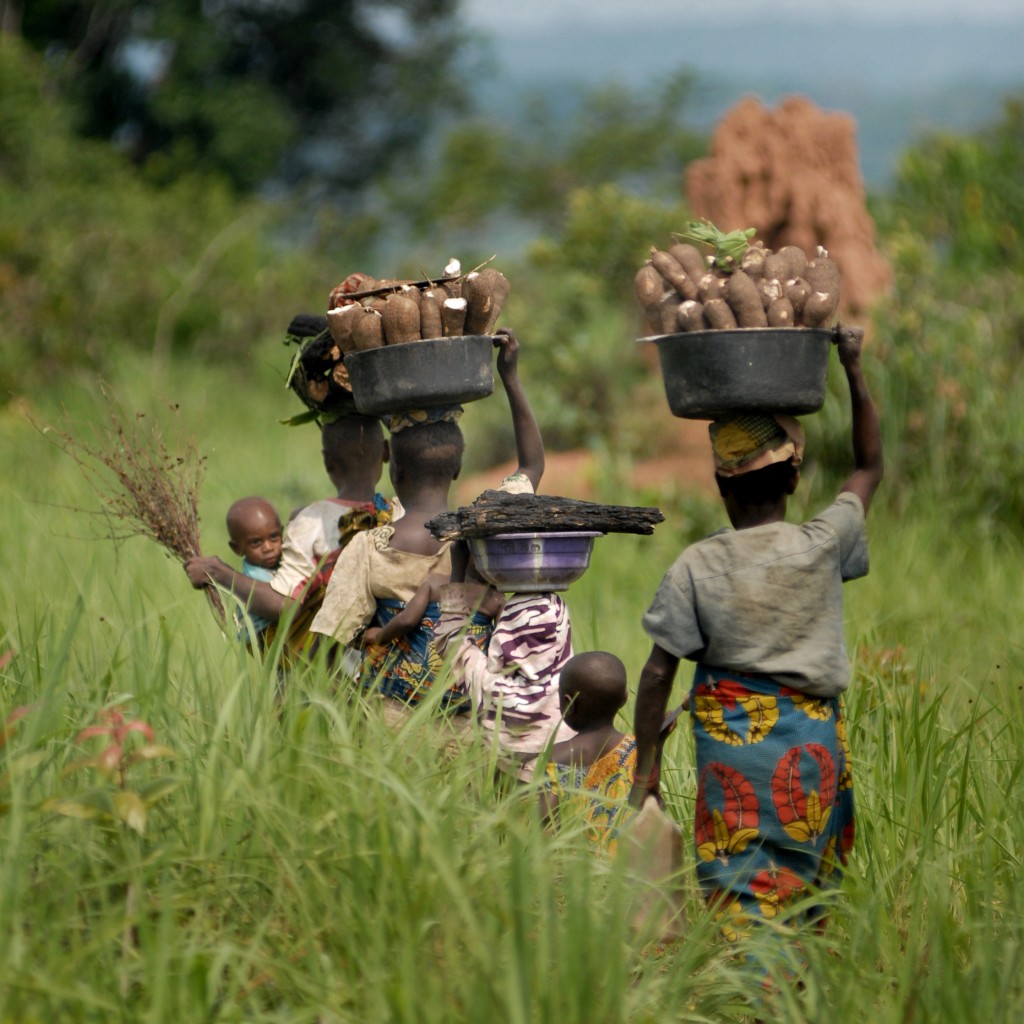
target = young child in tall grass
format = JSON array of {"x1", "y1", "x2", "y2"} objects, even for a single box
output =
[
  {"x1": 540, "y1": 651, "x2": 637, "y2": 850},
  {"x1": 630, "y1": 324, "x2": 884, "y2": 942}
]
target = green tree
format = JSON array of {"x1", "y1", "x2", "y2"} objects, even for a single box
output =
[
  {"x1": 888, "y1": 97, "x2": 1024, "y2": 274},
  {"x1": 388, "y1": 71, "x2": 704, "y2": 242},
  {"x1": 866, "y1": 94, "x2": 1024, "y2": 525},
  {"x1": 11, "y1": 0, "x2": 471, "y2": 193},
  {"x1": 0, "y1": 39, "x2": 328, "y2": 399}
]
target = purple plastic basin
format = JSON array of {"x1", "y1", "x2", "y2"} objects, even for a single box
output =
[{"x1": 468, "y1": 532, "x2": 602, "y2": 593}]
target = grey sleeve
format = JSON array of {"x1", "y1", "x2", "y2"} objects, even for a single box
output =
[
  {"x1": 817, "y1": 493, "x2": 870, "y2": 581},
  {"x1": 641, "y1": 563, "x2": 704, "y2": 660}
]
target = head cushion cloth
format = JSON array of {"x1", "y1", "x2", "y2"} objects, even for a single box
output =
[{"x1": 709, "y1": 414, "x2": 804, "y2": 477}]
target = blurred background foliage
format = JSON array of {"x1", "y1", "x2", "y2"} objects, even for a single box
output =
[
  {"x1": 3, "y1": 4, "x2": 1024, "y2": 526},
  {"x1": 15, "y1": 0, "x2": 470, "y2": 193},
  {"x1": 869, "y1": 96, "x2": 1024, "y2": 526}
]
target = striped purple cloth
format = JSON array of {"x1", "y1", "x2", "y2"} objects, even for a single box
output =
[{"x1": 449, "y1": 592, "x2": 575, "y2": 758}]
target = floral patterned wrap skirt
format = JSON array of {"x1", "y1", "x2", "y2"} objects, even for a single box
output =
[
  {"x1": 690, "y1": 664, "x2": 855, "y2": 933},
  {"x1": 361, "y1": 599, "x2": 490, "y2": 711}
]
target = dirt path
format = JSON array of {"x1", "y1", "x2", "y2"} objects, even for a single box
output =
[{"x1": 456, "y1": 418, "x2": 716, "y2": 503}]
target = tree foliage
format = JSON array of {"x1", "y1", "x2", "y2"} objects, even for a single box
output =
[
  {"x1": 387, "y1": 71, "x2": 704, "y2": 241},
  {"x1": 0, "y1": 40, "x2": 713, "y2": 465},
  {"x1": 868, "y1": 95, "x2": 1024, "y2": 526},
  {"x1": 14, "y1": 0, "x2": 1024, "y2": 532},
  {"x1": 377, "y1": 73, "x2": 703, "y2": 459},
  {"x1": 888, "y1": 97, "x2": 1024, "y2": 274},
  {"x1": 14, "y1": 0, "x2": 471, "y2": 193},
  {"x1": 0, "y1": 39, "x2": 328, "y2": 400}
]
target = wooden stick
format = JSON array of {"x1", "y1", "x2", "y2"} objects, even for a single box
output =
[{"x1": 426, "y1": 490, "x2": 665, "y2": 540}]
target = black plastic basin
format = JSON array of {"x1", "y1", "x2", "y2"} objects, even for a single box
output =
[
  {"x1": 346, "y1": 335, "x2": 495, "y2": 415},
  {"x1": 647, "y1": 327, "x2": 833, "y2": 419}
]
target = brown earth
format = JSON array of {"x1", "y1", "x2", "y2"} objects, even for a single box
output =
[
  {"x1": 456, "y1": 417, "x2": 717, "y2": 505},
  {"x1": 685, "y1": 94, "x2": 892, "y2": 318}
]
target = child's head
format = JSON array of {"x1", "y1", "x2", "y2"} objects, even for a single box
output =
[
  {"x1": 559, "y1": 651, "x2": 628, "y2": 732},
  {"x1": 388, "y1": 419, "x2": 465, "y2": 498},
  {"x1": 226, "y1": 497, "x2": 283, "y2": 570},
  {"x1": 321, "y1": 415, "x2": 388, "y2": 491}
]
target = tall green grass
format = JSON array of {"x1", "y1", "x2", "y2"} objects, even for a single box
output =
[{"x1": 2, "y1": 361, "x2": 1023, "y2": 1022}]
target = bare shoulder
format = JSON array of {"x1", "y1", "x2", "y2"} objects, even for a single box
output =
[{"x1": 548, "y1": 736, "x2": 581, "y2": 765}]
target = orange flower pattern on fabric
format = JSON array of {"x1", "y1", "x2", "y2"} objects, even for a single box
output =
[
  {"x1": 712, "y1": 894, "x2": 754, "y2": 942},
  {"x1": 750, "y1": 865, "x2": 807, "y2": 919},
  {"x1": 785, "y1": 687, "x2": 835, "y2": 722},
  {"x1": 694, "y1": 679, "x2": 780, "y2": 746}
]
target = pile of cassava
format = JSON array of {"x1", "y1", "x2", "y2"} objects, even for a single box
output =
[
  {"x1": 327, "y1": 259, "x2": 510, "y2": 352},
  {"x1": 286, "y1": 259, "x2": 510, "y2": 414},
  {"x1": 635, "y1": 224, "x2": 841, "y2": 336}
]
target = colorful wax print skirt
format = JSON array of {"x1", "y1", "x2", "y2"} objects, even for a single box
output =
[
  {"x1": 690, "y1": 665, "x2": 855, "y2": 933},
  {"x1": 360, "y1": 599, "x2": 490, "y2": 711}
]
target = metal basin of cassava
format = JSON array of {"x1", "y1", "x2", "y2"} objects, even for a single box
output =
[
  {"x1": 345, "y1": 335, "x2": 495, "y2": 415},
  {"x1": 647, "y1": 327, "x2": 833, "y2": 419},
  {"x1": 468, "y1": 531, "x2": 602, "y2": 594}
]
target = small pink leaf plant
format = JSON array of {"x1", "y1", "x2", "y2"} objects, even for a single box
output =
[{"x1": 44, "y1": 706, "x2": 178, "y2": 835}]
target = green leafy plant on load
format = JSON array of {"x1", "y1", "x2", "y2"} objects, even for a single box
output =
[{"x1": 675, "y1": 219, "x2": 756, "y2": 272}]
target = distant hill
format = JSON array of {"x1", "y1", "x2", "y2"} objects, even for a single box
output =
[{"x1": 470, "y1": 16, "x2": 1024, "y2": 187}]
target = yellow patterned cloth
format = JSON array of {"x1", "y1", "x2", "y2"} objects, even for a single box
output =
[
  {"x1": 690, "y1": 665, "x2": 855, "y2": 939},
  {"x1": 709, "y1": 414, "x2": 804, "y2": 477},
  {"x1": 544, "y1": 736, "x2": 638, "y2": 853}
]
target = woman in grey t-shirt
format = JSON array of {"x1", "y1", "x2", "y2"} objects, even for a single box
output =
[{"x1": 630, "y1": 325, "x2": 884, "y2": 948}]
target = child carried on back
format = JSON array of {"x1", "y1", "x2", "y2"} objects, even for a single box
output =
[
  {"x1": 222, "y1": 496, "x2": 284, "y2": 647},
  {"x1": 309, "y1": 328, "x2": 544, "y2": 710},
  {"x1": 185, "y1": 316, "x2": 395, "y2": 662}
]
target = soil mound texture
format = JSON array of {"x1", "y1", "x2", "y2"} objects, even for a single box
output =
[{"x1": 686, "y1": 95, "x2": 891, "y2": 317}]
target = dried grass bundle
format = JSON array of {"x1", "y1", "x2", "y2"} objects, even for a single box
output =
[{"x1": 40, "y1": 384, "x2": 225, "y2": 623}]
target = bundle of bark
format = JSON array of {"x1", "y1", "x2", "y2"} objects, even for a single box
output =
[
  {"x1": 426, "y1": 490, "x2": 665, "y2": 541},
  {"x1": 326, "y1": 259, "x2": 510, "y2": 354},
  {"x1": 635, "y1": 237, "x2": 841, "y2": 336}
]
